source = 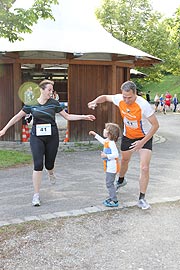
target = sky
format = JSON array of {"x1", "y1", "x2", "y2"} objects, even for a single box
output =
[
  {"x1": 150, "y1": 0, "x2": 180, "y2": 17},
  {"x1": 13, "y1": 0, "x2": 180, "y2": 18}
]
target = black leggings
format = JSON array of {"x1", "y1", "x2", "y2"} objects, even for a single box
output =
[{"x1": 30, "y1": 126, "x2": 59, "y2": 171}]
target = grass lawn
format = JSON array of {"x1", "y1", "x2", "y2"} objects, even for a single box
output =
[
  {"x1": 0, "y1": 150, "x2": 32, "y2": 169},
  {"x1": 141, "y1": 75, "x2": 180, "y2": 100}
]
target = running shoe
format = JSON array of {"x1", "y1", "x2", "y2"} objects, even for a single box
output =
[
  {"x1": 32, "y1": 193, "x2": 41, "y2": 207},
  {"x1": 116, "y1": 178, "x2": 127, "y2": 191},
  {"x1": 137, "y1": 198, "x2": 151, "y2": 210},
  {"x1": 103, "y1": 198, "x2": 119, "y2": 207},
  {"x1": 48, "y1": 173, "x2": 56, "y2": 185}
]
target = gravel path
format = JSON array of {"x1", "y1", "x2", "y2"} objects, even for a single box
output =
[{"x1": 1, "y1": 201, "x2": 180, "y2": 270}]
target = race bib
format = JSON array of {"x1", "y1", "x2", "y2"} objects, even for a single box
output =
[
  {"x1": 36, "y1": 124, "x2": 52, "y2": 136},
  {"x1": 124, "y1": 117, "x2": 138, "y2": 129}
]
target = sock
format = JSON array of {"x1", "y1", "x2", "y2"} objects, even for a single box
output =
[
  {"x1": 139, "y1": 192, "x2": 145, "y2": 200},
  {"x1": 118, "y1": 177, "x2": 124, "y2": 184}
]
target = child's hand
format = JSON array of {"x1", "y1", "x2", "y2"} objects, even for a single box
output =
[
  {"x1": 89, "y1": 130, "x2": 96, "y2": 136},
  {"x1": 101, "y1": 151, "x2": 107, "y2": 159}
]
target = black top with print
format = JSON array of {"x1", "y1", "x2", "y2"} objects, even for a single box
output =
[{"x1": 22, "y1": 98, "x2": 63, "y2": 126}]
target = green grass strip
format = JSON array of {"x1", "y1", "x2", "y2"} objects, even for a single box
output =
[{"x1": 0, "y1": 150, "x2": 32, "y2": 169}]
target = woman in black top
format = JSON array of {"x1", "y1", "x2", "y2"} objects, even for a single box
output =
[{"x1": 0, "y1": 79, "x2": 95, "y2": 206}]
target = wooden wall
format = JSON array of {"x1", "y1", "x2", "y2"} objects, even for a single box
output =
[
  {"x1": 68, "y1": 64, "x2": 128, "y2": 141},
  {"x1": 0, "y1": 62, "x2": 129, "y2": 142},
  {"x1": 53, "y1": 80, "x2": 67, "y2": 102},
  {"x1": 0, "y1": 63, "x2": 22, "y2": 141},
  {"x1": 0, "y1": 64, "x2": 15, "y2": 141}
]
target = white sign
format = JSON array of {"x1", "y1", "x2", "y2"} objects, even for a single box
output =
[{"x1": 36, "y1": 124, "x2": 52, "y2": 136}]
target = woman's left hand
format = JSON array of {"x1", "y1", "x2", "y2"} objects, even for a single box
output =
[{"x1": 83, "y1": 115, "x2": 96, "y2": 121}]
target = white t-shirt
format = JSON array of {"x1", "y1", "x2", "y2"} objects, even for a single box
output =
[
  {"x1": 95, "y1": 134, "x2": 119, "y2": 173},
  {"x1": 112, "y1": 94, "x2": 154, "y2": 139}
]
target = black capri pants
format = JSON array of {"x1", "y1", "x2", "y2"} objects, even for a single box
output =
[{"x1": 30, "y1": 125, "x2": 59, "y2": 171}]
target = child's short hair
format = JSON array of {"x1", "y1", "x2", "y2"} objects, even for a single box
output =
[{"x1": 105, "y1": 122, "x2": 120, "y2": 142}]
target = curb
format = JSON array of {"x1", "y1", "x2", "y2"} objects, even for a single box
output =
[
  {"x1": 0, "y1": 134, "x2": 166, "y2": 153},
  {"x1": 1, "y1": 196, "x2": 180, "y2": 227}
]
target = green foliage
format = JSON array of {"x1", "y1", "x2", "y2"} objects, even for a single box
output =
[
  {"x1": 96, "y1": 0, "x2": 153, "y2": 44},
  {"x1": 0, "y1": 150, "x2": 32, "y2": 168},
  {"x1": 0, "y1": 0, "x2": 58, "y2": 42},
  {"x1": 138, "y1": 75, "x2": 180, "y2": 101},
  {"x1": 95, "y1": 0, "x2": 180, "y2": 80}
]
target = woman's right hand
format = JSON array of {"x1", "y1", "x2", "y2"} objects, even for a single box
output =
[{"x1": 0, "y1": 129, "x2": 6, "y2": 137}]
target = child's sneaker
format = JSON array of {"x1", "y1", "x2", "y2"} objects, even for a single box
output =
[
  {"x1": 32, "y1": 193, "x2": 41, "y2": 206},
  {"x1": 103, "y1": 198, "x2": 119, "y2": 207}
]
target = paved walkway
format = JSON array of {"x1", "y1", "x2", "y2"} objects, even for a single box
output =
[{"x1": 0, "y1": 112, "x2": 180, "y2": 227}]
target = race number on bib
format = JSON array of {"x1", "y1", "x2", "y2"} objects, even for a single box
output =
[
  {"x1": 36, "y1": 124, "x2": 52, "y2": 136},
  {"x1": 124, "y1": 117, "x2": 138, "y2": 129}
]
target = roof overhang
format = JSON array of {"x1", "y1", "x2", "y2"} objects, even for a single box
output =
[{"x1": 0, "y1": 0, "x2": 162, "y2": 67}]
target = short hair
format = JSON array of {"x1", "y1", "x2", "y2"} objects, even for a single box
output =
[
  {"x1": 39, "y1": 79, "x2": 54, "y2": 90},
  {"x1": 105, "y1": 122, "x2": 120, "y2": 142},
  {"x1": 121, "y1": 81, "x2": 137, "y2": 94}
]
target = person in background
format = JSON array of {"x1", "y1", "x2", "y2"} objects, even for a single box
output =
[
  {"x1": 165, "y1": 91, "x2": 172, "y2": 111},
  {"x1": 89, "y1": 123, "x2": 120, "y2": 207},
  {"x1": 159, "y1": 94, "x2": 166, "y2": 114},
  {"x1": 53, "y1": 90, "x2": 59, "y2": 101},
  {"x1": 173, "y1": 94, "x2": 178, "y2": 112},
  {"x1": 154, "y1": 93, "x2": 160, "y2": 112},
  {"x1": 88, "y1": 81, "x2": 159, "y2": 210},
  {"x1": 0, "y1": 79, "x2": 95, "y2": 207},
  {"x1": 146, "y1": 91, "x2": 151, "y2": 103}
]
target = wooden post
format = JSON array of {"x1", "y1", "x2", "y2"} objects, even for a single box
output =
[{"x1": 13, "y1": 62, "x2": 22, "y2": 141}]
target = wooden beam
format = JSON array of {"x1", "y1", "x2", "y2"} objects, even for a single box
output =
[
  {"x1": 4, "y1": 52, "x2": 19, "y2": 59},
  {"x1": 1, "y1": 53, "x2": 160, "y2": 67},
  {"x1": 111, "y1": 63, "x2": 117, "y2": 123},
  {"x1": 1, "y1": 51, "x2": 161, "y2": 67},
  {"x1": 134, "y1": 58, "x2": 162, "y2": 67},
  {"x1": 16, "y1": 58, "x2": 134, "y2": 67},
  {"x1": 112, "y1": 54, "x2": 136, "y2": 61},
  {"x1": 0, "y1": 52, "x2": 19, "y2": 63},
  {"x1": 0, "y1": 58, "x2": 16, "y2": 64},
  {"x1": 35, "y1": 64, "x2": 42, "y2": 71},
  {"x1": 66, "y1": 53, "x2": 74, "y2": 59},
  {"x1": 13, "y1": 63, "x2": 22, "y2": 141}
]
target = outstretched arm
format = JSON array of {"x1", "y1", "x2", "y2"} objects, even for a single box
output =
[
  {"x1": 88, "y1": 95, "x2": 113, "y2": 110},
  {"x1": 0, "y1": 110, "x2": 26, "y2": 137},
  {"x1": 60, "y1": 110, "x2": 96, "y2": 121},
  {"x1": 89, "y1": 131, "x2": 105, "y2": 145}
]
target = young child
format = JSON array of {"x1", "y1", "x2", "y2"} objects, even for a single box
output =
[{"x1": 89, "y1": 123, "x2": 120, "y2": 207}]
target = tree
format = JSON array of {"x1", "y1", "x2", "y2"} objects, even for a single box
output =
[
  {"x1": 0, "y1": 0, "x2": 58, "y2": 42},
  {"x1": 164, "y1": 8, "x2": 180, "y2": 75},
  {"x1": 95, "y1": 0, "x2": 180, "y2": 80},
  {"x1": 95, "y1": 0, "x2": 154, "y2": 45}
]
